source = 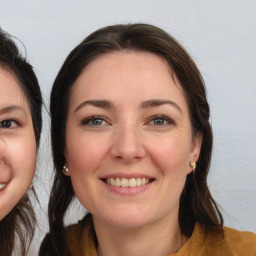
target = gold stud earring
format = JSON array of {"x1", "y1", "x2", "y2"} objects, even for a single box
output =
[
  {"x1": 189, "y1": 161, "x2": 196, "y2": 171},
  {"x1": 63, "y1": 165, "x2": 69, "y2": 174}
]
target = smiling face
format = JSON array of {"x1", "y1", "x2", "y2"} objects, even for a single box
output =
[
  {"x1": 0, "y1": 67, "x2": 36, "y2": 220},
  {"x1": 65, "y1": 51, "x2": 202, "y2": 229}
]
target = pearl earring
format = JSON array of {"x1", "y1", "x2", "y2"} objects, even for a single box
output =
[{"x1": 63, "y1": 165, "x2": 69, "y2": 174}]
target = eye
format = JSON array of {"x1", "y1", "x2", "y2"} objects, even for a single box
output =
[
  {"x1": 0, "y1": 119, "x2": 19, "y2": 129},
  {"x1": 81, "y1": 116, "x2": 109, "y2": 126},
  {"x1": 147, "y1": 115, "x2": 174, "y2": 126}
]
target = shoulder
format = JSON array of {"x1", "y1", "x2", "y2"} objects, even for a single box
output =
[
  {"x1": 65, "y1": 214, "x2": 93, "y2": 240},
  {"x1": 65, "y1": 218, "x2": 87, "y2": 255},
  {"x1": 197, "y1": 224, "x2": 256, "y2": 255},
  {"x1": 65, "y1": 214, "x2": 97, "y2": 256},
  {"x1": 66, "y1": 219, "x2": 85, "y2": 238},
  {"x1": 221, "y1": 226, "x2": 256, "y2": 253},
  {"x1": 180, "y1": 223, "x2": 256, "y2": 256}
]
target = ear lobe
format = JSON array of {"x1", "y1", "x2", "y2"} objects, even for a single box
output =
[
  {"x1": 187, "y1": 133, "x2": 202, "y2": 175},
  {"x1": 63, "y1": 150, "x2": 71, "y2": 176},
  {"x1": 63, "y1": 164, "x2": 71, "y2": 176}
]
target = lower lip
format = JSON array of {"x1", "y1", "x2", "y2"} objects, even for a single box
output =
[{"x1": 102, "y1": 180, "x2": 153, "y2": 195}]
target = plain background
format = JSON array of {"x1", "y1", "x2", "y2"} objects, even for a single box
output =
[{"x1": 0, "y1": 0, "x2": 255, "y2": 254}]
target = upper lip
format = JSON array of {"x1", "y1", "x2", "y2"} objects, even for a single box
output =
[{"x1": 100, "y1": 173, "x2": 155, "y2": 180}]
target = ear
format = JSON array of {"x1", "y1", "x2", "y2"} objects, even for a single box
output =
[
  {"x1": 191, "y1": 132, "x2": 202, "y2": 161},
  {"x1": 63, "y1": 163, "x2": 71, "y2": 176},
  {"x1": 63, "y1": 151, "x2": 71, "y2": 176},
  {"x1": 187, "y1": 132, "x2": 202, "y2": 174}
]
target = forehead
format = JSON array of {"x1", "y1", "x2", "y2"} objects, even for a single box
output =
[
  {"x1": 69, "y1": 51, "x2": 189, "y2": 113},
  {"x1": 0, "y1": 66, "x2": 29, "y2": 108},
  {"x1": 74, "y1": 50, "x2": 174, "y2": 84}
]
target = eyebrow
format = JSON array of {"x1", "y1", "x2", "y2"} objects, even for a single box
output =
[
  {"x1": 0, "y1": 105, "x2": 27, "y2": 115},
  {"x1": 74, "y1": 99, "x2": 182, "y2": 114},
  {"x1": 74, "y1": 100, "x2": 114, "y2": 113},
  {"x1": 141, "y1": 99, "x2": 183, "y2": 114}
]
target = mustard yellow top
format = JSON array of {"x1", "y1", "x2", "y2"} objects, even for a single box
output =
[{"x1": 65, "y1": 220, "x2": 256, "y2": 256}]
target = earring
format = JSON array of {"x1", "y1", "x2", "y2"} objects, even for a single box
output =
[
  {"x1": 189, "y1": 161, "x2": 196, "y2": 171},
  {"x1": 63, "y1": 165, "x2": 69, "y2": 174}
]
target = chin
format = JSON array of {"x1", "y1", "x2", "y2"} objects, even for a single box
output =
[{"x1": 97, "y1": 210, "x2": 151, "y2": 229}]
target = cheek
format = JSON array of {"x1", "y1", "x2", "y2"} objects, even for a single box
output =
[
  {"x1": 65, "y1": 134, "x2": 108, "y2": 211},
  {"x1": 0, "y1": 135, "x2": 36, "y2": 220},
  {"x1": 148, "y1": 135, "x2": 191, "y2": 172},
  {"x1": 66, "y1": 133, "x2": 108, "y2": 175},
  {"x1": 11, "y1": 136, "x2": 37, "y2": 182}
]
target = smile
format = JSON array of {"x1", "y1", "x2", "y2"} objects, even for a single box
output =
[
  {"x1": 105, "y1": 177, "x2": 151, "y2": 188},
  {"x1": 0, "y1": 183, "x2": 7, "y2": 190}
]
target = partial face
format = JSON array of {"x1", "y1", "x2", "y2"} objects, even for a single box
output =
[
  {"x1": 65, "y1": 52, "x2": 201, "y2": 228},
  {"x1": 0, "y1": 67, "x2": 36, "y2": 220}
]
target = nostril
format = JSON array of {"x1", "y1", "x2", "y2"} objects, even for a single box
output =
[{"x1": 110, "y1": 127, "x2": 145, "y2": 157}]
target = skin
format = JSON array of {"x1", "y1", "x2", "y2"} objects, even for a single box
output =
[
  {"x1": 65, "y1": 51, "x2": 202, "y2": 255},
  {"x1": 0, "y1": 67, "x2": 36, "y2": 220}
]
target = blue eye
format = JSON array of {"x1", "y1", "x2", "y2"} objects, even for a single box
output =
[
  {"x1": 91, "y1": 119, "x2": 104, "y2": 126},
  {"x1": 148, "y1": 115, "x2": 174, "y2": 126},
  {"x1": 82, "y1": 116, "x2": 107, "y2": 126},
  {"x1": 0, "y1": 119, "x2": 17, "y2": 129},
  {"x1": 153, "y1": 118, "x2": 165, "y2": 125}
]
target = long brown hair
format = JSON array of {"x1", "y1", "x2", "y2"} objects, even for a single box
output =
[
  {"x1": 0, "y1": 28, "x2": 42, "y2": 255},
  {"x1": 40, "y1": 23, "x2": 223, "y2": 256}
]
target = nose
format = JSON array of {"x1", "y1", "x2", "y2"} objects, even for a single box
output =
[{"x1": 110, "y1": 124, "x2": 145, "y2": 163}]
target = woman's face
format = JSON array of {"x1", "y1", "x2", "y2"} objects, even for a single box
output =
[
  {"x1": 65, "y1": 51, "x2": 201, "y2": 228},
  {"x1": 0, "y1": 67, "x2": 36, "y2": 220}
]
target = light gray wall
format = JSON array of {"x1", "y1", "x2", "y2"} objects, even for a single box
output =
[{"x1": 1, "y1": 0, "x2": 255, "y2": 254}]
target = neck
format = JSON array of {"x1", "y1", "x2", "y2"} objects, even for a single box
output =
[{"x1": 93, "y1": 215, "x2": 186, "y2": 256}]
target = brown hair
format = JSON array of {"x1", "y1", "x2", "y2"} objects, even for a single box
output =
[
  {"x1": 40, "y1": 23, "x2": 223, "y2": 256},
  {"x1": 0, "y1": 28, "x2": 42, "y2": 255}
]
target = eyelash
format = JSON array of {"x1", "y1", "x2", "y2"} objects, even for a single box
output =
[
  {"x1": 81, "y1": 115, "x2": 174, "y2": 127},
  {"x1": 81, "y1": 116, "x2": 108, "y2": 126},
  {"x1": 147, "y1": 115, "x2": 174, "y2": 126},
  {"x1": 0, "y1": 119, "x2": 19, "y2": 129}
]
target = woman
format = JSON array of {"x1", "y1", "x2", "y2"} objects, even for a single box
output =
[
  {"x1": 40, "y1": 24, "x2": 256, "y2": 255},
  {"x1": 0, "y1": 29, "x2": 42, "y2": 255}
]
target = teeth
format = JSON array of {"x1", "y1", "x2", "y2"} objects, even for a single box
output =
[
  {"x1": 106, "y1": 178, "x2": 150, "y2": 187},
  {"x1": 0, "y1": 183, "x2": 6, "y2": 190},
  {"x1": 121, "y1": 178, "x2": 128, "y2": 187},
  {"x1": 128, "y1": 178, "x2": 136, "y2": 188},
  {"x1": 136, "y1": 178, "x2": 141, "y2": 186}
]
